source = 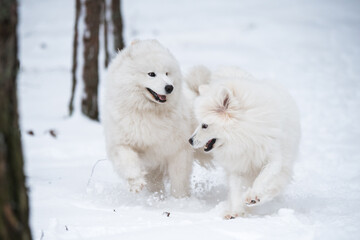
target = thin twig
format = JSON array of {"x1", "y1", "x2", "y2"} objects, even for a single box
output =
[{"x1": 87, "y1": 158, "x2": 107, "y2": 186}]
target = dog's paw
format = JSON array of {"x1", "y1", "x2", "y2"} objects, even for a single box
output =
[
  {"x1": 223, "y1": 210, "x2": 247, "y2": 219},
  {"x1": 224, "y1": 214, "x2": 237, "y2": 220},
  {"x1": 128, "y1": 177, "x2": 146, "y2": 193},
  {"x1": 244, "y1": 188, "x2": 261, "y2": 206}
]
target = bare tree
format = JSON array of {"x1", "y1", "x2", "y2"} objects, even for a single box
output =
[
  {"x1": 102, "y1": 0, "x2": 110, "y2": 67},
  {"x1": 68, "y1": 0, "x2": 81, "y2": 116},
  {"x1": 0, "y1": 0, "x2": 32, "y2": 239},
  {"x1": 111, "y1": 0, "x2": 124, "y2": 52},
  {"x1": 69, "y1": 0, "x2": 124, "y2": 120},
  {"x1": 81, "y1": 0, "x2": 101, "y2": 121}
]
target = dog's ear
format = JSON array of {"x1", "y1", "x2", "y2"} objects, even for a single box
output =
[
  {"x1": 122, "y1": 39, "x2": 140, "y2": 59},
  {"x1": 218, "y1": 87, "x2": 232, "y2": 111},
  {"x1": 199, "y1": 84, "x2": 210, "y2": 95}
]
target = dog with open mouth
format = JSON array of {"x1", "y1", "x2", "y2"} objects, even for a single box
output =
[
  {"x1": 102, "y1": 40, "x2": 210, "y2": 198},
  {"x1": 186, "y1": 66, "x2": 301, "y2": 218}
]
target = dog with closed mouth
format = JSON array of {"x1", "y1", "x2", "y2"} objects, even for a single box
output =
[
  {"x1": 186, "y1": 66, "x2": 301, "y2": 218},
  {"x1": 102, "y1": 39, "x2": 202, "y2": 198}
]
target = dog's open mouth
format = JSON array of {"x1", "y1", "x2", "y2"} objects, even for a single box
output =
[
  {"x1": 146, "y1": 88, "x2": 166, "y2": 103},
  {"x1": 204, "y1": 138, "x2": 216, "y2": 152}
]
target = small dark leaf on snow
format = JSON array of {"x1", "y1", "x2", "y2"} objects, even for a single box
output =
[
  {"x1": 163, "y1": 212, "x2": 170, "y2": 217},
  {"x1": 27, "y1": 130, "x2": 34, "y2": 136},
  {"x1": 49, "y1": 129, "x2": 57, "y2": 138}
]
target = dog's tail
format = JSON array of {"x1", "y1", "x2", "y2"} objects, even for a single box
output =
[{"x1": 185, "y1": 65, "x2": 211, "y2": 96}]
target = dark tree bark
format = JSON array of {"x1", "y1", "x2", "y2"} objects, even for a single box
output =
[
  {"x1": 102, "y1": 0, "x2": 110, "y2": 68},
  {"x1": 81, "y1": 0, "x2": 101, "y2": 121},
  {"x1": 68, "y1": 0, "x2": 81, "y2": 116},
  {"x1": 111, "y1": 0, "x2": 124, "y2": 52},
  {"x1": 70, "y1": 0, "x2": 124, "y2": 120},
  {"x1": 0, "y1": 0, "x2": 32, "y2": 239}
]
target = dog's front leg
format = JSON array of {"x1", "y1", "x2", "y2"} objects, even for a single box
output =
[
  {"x1": 109, "y1": 144, "x2": 146, "y2": 193},
  {"x1": 224, "y1": 174, "x2": 249, "y2": 219},
  {"x1": 245, "y1": 149, "x2": 288, "y2": 206},
  {"x1": 167, "y1": 150, "x2": 192, "y2": 198}
]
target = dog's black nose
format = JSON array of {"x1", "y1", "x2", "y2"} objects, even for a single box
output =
[
  {"x1": 188, "y1": 138, "x2": 193, "y2": 145},
  {"x1": 165, "y1": 85, "x2": 173, "y2": 94}
]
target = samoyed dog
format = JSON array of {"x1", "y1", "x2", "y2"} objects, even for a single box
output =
[
  {"x1": 102, "y1": 39, "x2": 199, "y2": 198},
  {"x1": 187, "y1": 66, "x2": 301, "y2": 218}
]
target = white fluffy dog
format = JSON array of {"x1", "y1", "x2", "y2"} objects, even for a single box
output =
[
  {"x1": 102, "y1": 40, "x2": 196, "y2": 198},
  {"x1": 187, "y1": 66, "x2": 301, "y2": 218}
]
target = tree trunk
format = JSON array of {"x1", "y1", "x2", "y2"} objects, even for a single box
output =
[
  {"x1": 102, "y1": 0, "x2": 110, "y2": 68},
  {"x1": 111, "y1": 0, "x2": 124, "y2": 52},
  {"x1": 70, "y1": 0, "x2": 124, "y2": 120},
  {"x1": 81, "y1": 0, "x2": 101, "y2": 121},
  {"x1": 0, "y1": 0, "x2": 32, "y2": 239},
  {"x1": 68, "y1": 0, "x2": 81, "y2": 116}
]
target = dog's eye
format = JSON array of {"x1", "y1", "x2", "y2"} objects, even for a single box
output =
[
  {"x1": 148, "y1": 72, "x2": 156, "y2": 77},
  {"x1": 166, "y1": 72, "x2": 169, "y2": 76},
  {"x1": 202, "y1": 123, "x2": 208, "y2": 129}
]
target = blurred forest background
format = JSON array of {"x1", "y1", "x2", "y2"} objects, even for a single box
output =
[{"x1": 1, "y1": 0, "x2": 360, "y2": 239}]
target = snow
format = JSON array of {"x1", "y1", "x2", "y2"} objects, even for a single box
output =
[{"x1": 18, "y1": 0, "x2": 360, "y2": 239}]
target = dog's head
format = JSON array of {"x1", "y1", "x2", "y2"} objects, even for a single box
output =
[
  {"x1": 122, "y1": 39, "x2": 182, "y2": 105},
  {"x1": 189, "y1": 85, "x2": 238, "y2": 152}
]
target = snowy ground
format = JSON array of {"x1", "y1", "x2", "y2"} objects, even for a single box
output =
[{"x1": 18, "y1": 0, "x2": 360, "y2": 239}]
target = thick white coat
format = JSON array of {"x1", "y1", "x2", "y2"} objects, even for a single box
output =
[
  {"x1": 188, "y1": 66, "x2": 301, "y2": 217},
  {"x1": 102, "y1": 40, "x2": 195, "y2": 197}
]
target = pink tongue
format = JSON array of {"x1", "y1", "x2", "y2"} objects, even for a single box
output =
[{"x1": 158, "y1": 95, "x2": 166, "y2": 101}]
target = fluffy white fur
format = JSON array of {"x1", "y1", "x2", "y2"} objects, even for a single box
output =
[
  {"x1": 102, "y1": 39, "x2": 196, "y2": 198},
  {"x1": 187, "y1": 66, "x2": 301, "y2": 218}
]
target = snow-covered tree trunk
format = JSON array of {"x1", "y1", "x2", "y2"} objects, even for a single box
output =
[
  {"x1": 0, "y1": 0, "x2": 32, "y2": 239},
  {"x1": 102, "y1": 0, "x2": 110, "y2": 67},
  {"x1": 69, "y1": 0, "x2": 124, "y2": 120},
  {"x1": 111, "y1": 0, "x2": 124, "y2": 52},
  {"x1": 69, "y1": 0, "x2": 81, "y2": 116},
  {"x1": 81, "y1": 0, "x2": 101, "y2": 121}
]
